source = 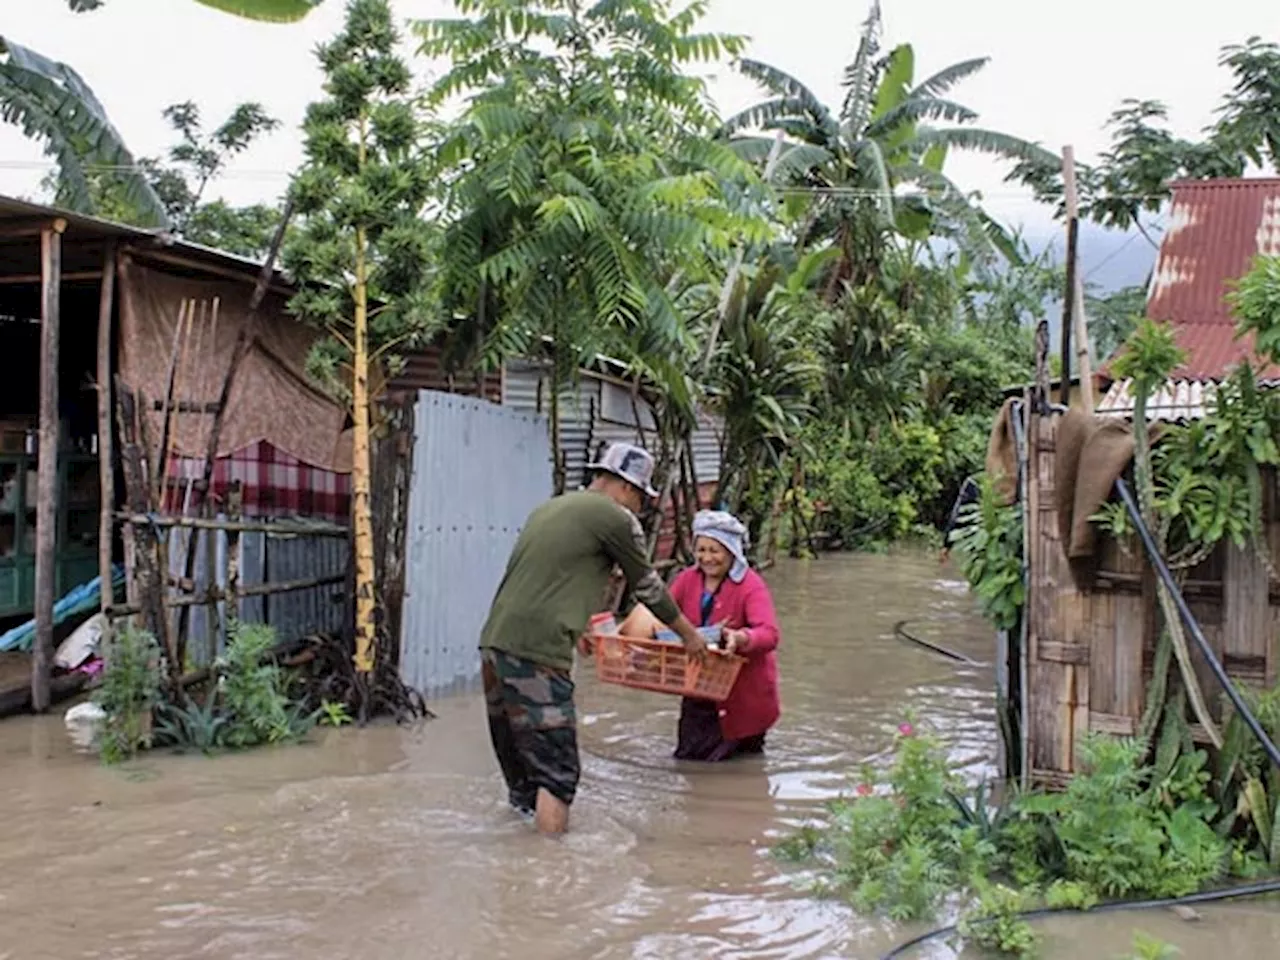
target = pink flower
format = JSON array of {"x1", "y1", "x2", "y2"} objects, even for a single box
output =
[
  {"x1": 856, "y1": 783, "x2": 874, "y2": 797},
  {"x1": 898, "y1": 722, "x2": 915, "y2": 738}
]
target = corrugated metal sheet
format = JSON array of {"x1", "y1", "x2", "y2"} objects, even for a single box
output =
[
  {"x1": 691, "y1": 409, "x2": 723, "y2": 485},
  {"x1": 1097, "y1": 376, "x2": 1280, "y2": 422},
  {"x1": 503, "y1": 359, "x2": 596, "y2": 489},
  {"x1": 1138, "y1": 178, "x2": 1280, "y2": 381},
  {"x1": 387, "y1": 344, "x2": 502, "y2": 403},
  {"x1": 400, "y1": 391, "x2": 553, "y2": 696},
  {"x1": 166, "y1": 521, "x2": 348, "y2": 665},
  {"x1": 501, "y1": 359, "x2": 725, "y2": 489},
  {"x1": 1097, "y1": 378, "x2": 1215, "y2": 421}
]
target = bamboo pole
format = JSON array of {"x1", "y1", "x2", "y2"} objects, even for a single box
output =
[
  {"x1": 1058, "y1": 146, "x2": 1080, "y2": 408},
  {"x1": 1062, "y1": 146, "x2": 1094, "y2": 414},
  {"x1": 109, "y1": 571, "x2": 345, "y2": 616},
  {"x1": 32, "y1": 219, "x2": 66, "y2": 712},
  {"x1": 113, "y1": 512, "x2": 349, "y2": 537},
  {"x1": 96, "y1": 243, "x2": 117, "y2": 614},
  {"x1": 225, "y1": 481, "x2": 243, "y2": 625}
]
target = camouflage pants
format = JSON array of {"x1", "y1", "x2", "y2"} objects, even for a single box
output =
[{"x1": 481, "y1": 648, "x2": 580, "y2": 811}]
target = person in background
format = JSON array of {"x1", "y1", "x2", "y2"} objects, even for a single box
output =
[
  {"x1": 479, "y1": 442, "x2": 707, "y2": 836},
  {"x1": 622, "y1": 510, "x2": 782, "y2": 762}
]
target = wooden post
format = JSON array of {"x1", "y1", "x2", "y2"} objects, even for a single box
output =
[
  {"x1": 97, "y1": 243, "x2": 117, "y2": 614},
  {"x1": 1059, "y1": 146, "x2": 1079, "y2": 408},
  {"x1": 1062, "y1": 146, "x2": 1094, "y2": 414},
  {"x1": 32, "y1": 219, "x2": 66, "y2": 713},
  {"x1": 225, "y1": 481, "x2": 243, "y2": 625}
]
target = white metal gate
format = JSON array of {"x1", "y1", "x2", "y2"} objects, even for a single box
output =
[{"x1": 399, "y1": 391, "x2": 552, "y2": 695}]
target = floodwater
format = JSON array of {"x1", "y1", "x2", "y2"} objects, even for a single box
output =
[{"x1": 2, "y1": 552, "x2": 1277, "y2": 960}]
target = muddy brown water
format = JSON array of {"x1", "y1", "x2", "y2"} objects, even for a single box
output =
[{"x1": 2, "y1": 552, "x2": 1277, "y2": 959}]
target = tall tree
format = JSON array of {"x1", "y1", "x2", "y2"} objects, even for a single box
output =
[
  {"x1": 285, "y1": 0, "x2": 436, "y2": 674},
  {"x1": 418, "y1": 0, "x2": 766, "y2": 490},
  {"x1": 41, "y1": 100, "x2": 284, "y2": 256},
  {"x1": 1011, "y1": 37, "x2": 1280, "y2": 238},
  {"x1": 0, "y1": 36, "x2": 167, "y2": 223},
  {"x1": 723, "y1": 2, "x2": 1054, "y2": 298}
]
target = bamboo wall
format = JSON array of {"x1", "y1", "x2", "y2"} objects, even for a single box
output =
[{"x1": 1024, "y1": 411, "x2": 1280, "y2": 787}]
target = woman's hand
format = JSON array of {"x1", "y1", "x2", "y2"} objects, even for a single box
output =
[{"x1": 723, "y1": 629, "x2": 750, "y2": 655}]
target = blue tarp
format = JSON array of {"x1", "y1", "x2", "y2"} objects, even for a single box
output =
[{"x1": 0, "y1": 564, "x2": 125, "y2": 653}]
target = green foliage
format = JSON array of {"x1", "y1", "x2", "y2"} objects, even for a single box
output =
[
  {"x1": 0, "y1": 35, "x2": 166, "y2": 224},
  {"x1": 1087, "y1": 284, "x2": 1147, "y2": 362},
  {"x1": 153, "y1": 622, "x2": 318, "y2": 754},
  {"x1": 1120, "y1": 932, "x2": 1180, "y2": 960},
  {"x1": 286, "y1": 0, "x2": 440, "y2": 393},
  {"x1": 1229, "y1": 254, "x2": 1280, "y2": 366},
  {"x1": 419, "y1": 0, "x2": 760, "y2": 395},
  {"x1": 1110, "y1": 318, "x2": 1185, "y2": 398},
  {"x1": 320, "y1": 699, "x2": 354, "y2": 727},
  {"x1": 94, "y1": 626, "x2": 162, "y2": 765},
  {"x1": 41, "y1": 100, "x2": 284, "y2": 256},
  {"x1": 69, "y1": 0, "x2": 325, "y2": 18},
  {"x1": 950, "y1": 476, "x2": 1025, "y2": 631},
  {"x1": 1012, "y1": 736, "x2": 1227, "y2": 899},
  {"x1": 775, "y1": 721, "x2": 1266, "y2": 952},
  {"x1": 958, "y1": 884, "x2": 1040, "y2": 958},
  {"x1": 218, "y1": 622, "x2": 315, "y2": 748},
  {"x1": 1011, "y1": 38, "x2": 1280, "y2": 228}
]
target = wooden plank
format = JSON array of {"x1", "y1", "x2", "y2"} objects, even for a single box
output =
[
  {"x1": 1088, "y1": 590, "x2": 1117, "y2": 716},
  {"x1": 97, "y1": 243, "x2": 117, "y2": 614},
  {"x1": 1090, "y1": 711, "x2": 1137, "y2": 735},
  {"x1": 1070, "y1": 661, "x2": 1090, "y2": 769},
  {"x1": 1111, "y1": 592, "x2": 1145, "y2": 721},
  {"x1": 1224, "y1": 543, "x2": 1269, "y2": 660},
  {"x1": 32, "y1": 221, "x2": 65, "y2": 713},
  {"x1": 1038, "y1": 640, "x2": 1091, "y2": 665}
]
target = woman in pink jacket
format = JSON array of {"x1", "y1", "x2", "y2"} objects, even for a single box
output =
[{"x1": 622, "y1": 510, "x2": 782, "y2": 761}]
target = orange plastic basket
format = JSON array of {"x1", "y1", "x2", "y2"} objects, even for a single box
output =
[{"x1": 591, "y1": 633, "x2": 744, "y2": 702}]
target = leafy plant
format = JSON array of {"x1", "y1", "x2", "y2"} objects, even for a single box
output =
[
  {"x1": 286, "y1": 0, "x2": 439, "y2": 674},
  {"x1": 950, "y1": 475, "x2": 1025, "y2": 631},
  {"x1": 154, "y1": 695, "x2": 228, "y2": 754},
  {"x1": 320, "y1": 699, "x2": 353, "y2": 727},
  {"x1": 1119, "y1": 932, "x2": 1180, "y2": 960},
  {"x1": 94, "y1": 626, "x2": 162, "y2": 764},
  {"x1": 957, "y1": 883, "x2": 1040, "y2": 958},
  {"x1": 218, "y1": 621, "x2": 313, "y2": 748}
]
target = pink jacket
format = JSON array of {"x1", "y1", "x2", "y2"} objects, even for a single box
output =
[{"x1": 669, "y1": 566, "x2": 781, "y2": 741}]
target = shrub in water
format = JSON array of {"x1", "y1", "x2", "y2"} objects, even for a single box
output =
[{"x1": 94, "y1": 626, "x2": 162, "y2": 764}]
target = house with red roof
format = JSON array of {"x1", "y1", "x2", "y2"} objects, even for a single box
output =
[{"x1": 1097, "y1": 177, "x2": 1280, "y2": 419}]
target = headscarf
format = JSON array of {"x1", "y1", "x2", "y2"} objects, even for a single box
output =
[{"x1": 692, "y1": 510, "x2": 749, "y2": 584}]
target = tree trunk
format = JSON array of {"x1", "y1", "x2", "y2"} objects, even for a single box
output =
[{"x1": 352, "y1": 226, "x2": 376, "y2": 674}]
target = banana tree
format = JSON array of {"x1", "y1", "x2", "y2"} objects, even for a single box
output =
[
  {"x1": 0, "y1": 35, "x2": 167, "y2": 224},
  {"x1": 723, "y1": 1, "x2": 1054, "y2": 298}
]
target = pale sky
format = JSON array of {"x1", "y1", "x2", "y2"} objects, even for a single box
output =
[{"x1": 2, "y1": 0, "x2": 1276, "y2": 249}]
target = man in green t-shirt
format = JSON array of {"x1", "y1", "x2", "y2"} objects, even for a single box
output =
[{"x1": 479, "y1": 441, "x2": 706, "y2": 834}]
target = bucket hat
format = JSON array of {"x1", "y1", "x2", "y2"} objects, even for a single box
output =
[{"x1": 588, "y1": 442, "x2": 659, "y2": 498}]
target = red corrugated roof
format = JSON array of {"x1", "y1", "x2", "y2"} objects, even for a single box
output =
[{"x1": 1144, "y1": 177, "x2": 1280, "y2": 380}]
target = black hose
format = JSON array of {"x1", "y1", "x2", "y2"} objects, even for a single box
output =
[
  {"x1": 893, "y1": 620, "x2": 980, "y2": 666},
  {"x1": 879, "y1": 879, "x2": 1280, "y2": 959},
  {"x1": 881, "y1": 471, "x2": 1280, "y2": 960},
  {"x1": 1114, "y1": 477, "x2": 1280, "y2": 771}
]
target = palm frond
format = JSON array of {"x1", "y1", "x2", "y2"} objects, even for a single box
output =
[
  {"x1": 852, "y1": 138, "x2": 894, "y2": 221},
  {"x1": 840, "y1": 0, "x2": 883, "y2": 135},
  {"x1": 866, "y1": 96, "x2": 978, "y2": 138},
  {"x1": 721, "y1": 96, "x2": 819, "y2": 136},
  {"x1": 909, "y1": 58, "x2": 989, "y2": 99},
  {"x1": 737, "y1": 59, "x2": 837, "y2": 137},
  {"x1": 0, "y1": 36, "x2": 168, "y2": 225},
  {"x1": 916, "y1": 126, "x2": 1058, "y2": 166}
]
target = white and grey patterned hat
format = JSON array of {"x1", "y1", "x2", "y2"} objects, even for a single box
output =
[{"x1": 588, "y1": 442, "x2": 658, "y2": 498}]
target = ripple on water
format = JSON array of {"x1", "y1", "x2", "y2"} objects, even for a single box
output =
[{"x1": 11, "y1": 552, "x2": 1265, "y2": 960}]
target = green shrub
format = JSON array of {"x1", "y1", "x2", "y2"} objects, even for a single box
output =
[{"x1": 94, "y1": 626, "x2": 162, "y2": 765}]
